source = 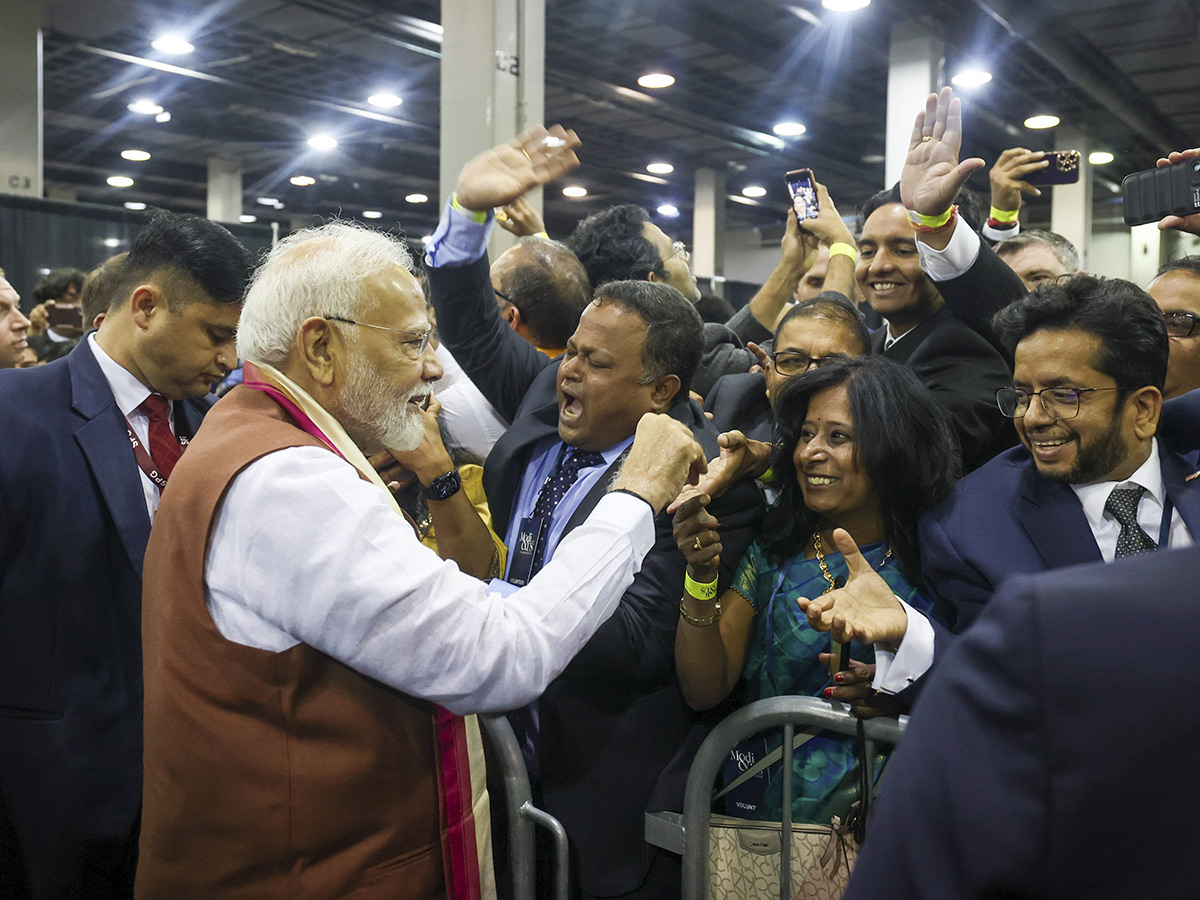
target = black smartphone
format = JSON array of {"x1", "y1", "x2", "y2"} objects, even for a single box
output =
[
  {"x1": 1123, "y1": 156, "x2": 1200, "y2": 226},
  {"x1": 785, "y1": 168, "x2": 819, "y2": 221},
  {"x1": 1024, "y1": 150, "x2": 1081, "y2": 186},
  {"x1": 47, "y1": 303, "x2": 83, "y2": 330}
]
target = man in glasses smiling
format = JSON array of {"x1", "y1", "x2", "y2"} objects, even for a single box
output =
[
  {"x1": 918, "y1": 274, "x2": 1200, "y2": 633},
  {"x1": 1147, "y1": 257, "x2": 1200, "y2": 399}
]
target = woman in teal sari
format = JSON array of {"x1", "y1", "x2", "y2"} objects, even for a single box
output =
[{"x1": 672, "y1": 356, "x2": 960, "y2": 823}]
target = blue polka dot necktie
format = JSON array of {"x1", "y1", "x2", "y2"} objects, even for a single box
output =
[
  {"x1": 1104, "y1": 485, "x2": 1157, "y2": 558},
  {"x1": 529, "y1": 447, "x2": 606, "y2": 575}
]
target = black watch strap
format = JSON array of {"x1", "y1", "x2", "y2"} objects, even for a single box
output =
[{"x1": 422, "y1": 468, "x2": 462, "y2": 502}]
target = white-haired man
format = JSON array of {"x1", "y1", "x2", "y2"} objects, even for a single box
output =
[{"x1": 135, "y1": 143, "x2": 708, "y2": 900}]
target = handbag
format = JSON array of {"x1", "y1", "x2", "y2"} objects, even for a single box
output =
[{"x1": 706, "y1": 718, "x2": 874, "y2": 900}]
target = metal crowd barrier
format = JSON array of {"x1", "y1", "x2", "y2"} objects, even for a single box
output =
[
  {"x1": 478, "y1": 713, "x2": 569, "y2": 900},
  {"x1": 644, "y1": 696, "x2": 907, "y2": 900}
]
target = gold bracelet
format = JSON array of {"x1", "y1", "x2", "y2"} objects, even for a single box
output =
[
  {"x1": 828, "y1": 241, "x2": 857, "y2": 261},
  {"x1": 684, "y1": 571, "x2": 718, "y2": 600},
  {"x1": 679, "y1": 597, "x2": 722, "y2": 627}
]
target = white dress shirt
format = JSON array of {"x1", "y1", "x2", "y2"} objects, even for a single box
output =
[
  {"x1": 914, "y1": 218, "x2": 981, "y2": 283},
  {"x1": 203, "y1": 445, "x2": 655, "y2": 715},
  {"x1": 1071, "y1": 439, "x2": 1193, "y2": 562},
  {"x1": 87, "y1": 333, "x2": 173, "y2": 520}
]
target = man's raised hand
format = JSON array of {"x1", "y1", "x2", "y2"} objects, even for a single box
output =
[
  {"x1": 454, "y1": 125, "x2": 581, "y2": 213},
  {"x1": 899, "y1": 86, "x2": 985, "y2": 217}
]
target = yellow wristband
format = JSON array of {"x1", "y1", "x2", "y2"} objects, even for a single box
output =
[
  {"x1": 450, "y1": 192, "x2": 489, "y2": 224},
  {"x1": 757, "y1": 466, "x2": 776, "y2": 484},
  {"x1": 828, "y1": 242, "x2": 857, "y2": 261},
  {"x1": 907, "y1": 207, "x2": 954, "y2": 229},
  {"x1": 989, "y1": 206, "x2": 1020, "y2": 223},
  {"x1": 684, "y1": 571, "x2": 718, "y2": 601}
]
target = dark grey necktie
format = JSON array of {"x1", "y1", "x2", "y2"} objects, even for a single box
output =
[{"x1": 1105, "y1": 485, "x2": 1157, "y2": 558}]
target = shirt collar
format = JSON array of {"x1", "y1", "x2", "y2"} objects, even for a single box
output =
[
  {"x1": 1071, "y1": 438, "x2": 1163, "y2": 533},
  {"x1": 87, "y1": 333, "x2": 154, "y2": 418}
]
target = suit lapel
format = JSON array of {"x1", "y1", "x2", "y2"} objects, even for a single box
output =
[
  {"x1": 1160, "y1": 444, "x2": 1200, "y2": 541},
  {"x1": 873, "y1": 308, "x2": 946, "y2": 363},
  {"x1": 1017, "y1": 465, "x2": 1104, "y2": 570},
  {"x1": 68, "y1": 343, "x2": 153, "y2": 578},
  {"x1": 485, "y1": 396, "x2": 560, "y2": 538}
]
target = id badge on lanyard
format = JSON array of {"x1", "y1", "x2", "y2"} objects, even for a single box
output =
[{"x1": 506, "y1": 516, "x2": 547, "y2": 587}]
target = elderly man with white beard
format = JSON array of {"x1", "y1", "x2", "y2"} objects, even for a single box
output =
[{"x1": 135, "y1": 162, "x2": 709, "y2": 898}]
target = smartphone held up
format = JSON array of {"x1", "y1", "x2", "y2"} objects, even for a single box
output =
[{"x1": 785, "y1": 168, "x2": 820, "y2": 222}]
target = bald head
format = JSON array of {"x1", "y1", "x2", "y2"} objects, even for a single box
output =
[{"x1": 490, "y1": 237, "x2": 591, "y2": 351}]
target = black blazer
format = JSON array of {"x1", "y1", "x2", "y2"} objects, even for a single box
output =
[
  {"x1": 0, "y1": 339, "x2": 209, "y2": 899},
  {"x1": 428, "y1": 258, "x2": 763, "y2": 896},
  {"x1": 703, "y1": 371, "x2": 774, "y2": 443}
]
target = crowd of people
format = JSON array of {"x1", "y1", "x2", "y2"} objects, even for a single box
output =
[{"x1": 1, "y1": 85, "x2": 1200, "y2": 900}]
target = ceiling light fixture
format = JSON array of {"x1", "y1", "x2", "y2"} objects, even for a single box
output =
[
  {"x1": 657, "y1": 204, "x2": 679, "y2": 217},
  {"x1": 290, "y1": 175, "x2": 316, "y2": 186},
  {"x1": 562, "y1": 185, "x2": 588, "y2": 198},
  {"x1": 950, "y1": 68, "x2": 992, "y2": 88},
  {"x1": 637, "y1": 73, "x2": 675, "y2": 89},
  {"x1": 124, "y1": 201, "x2": 147, "y2": 210},
  {"x1": 103, "y1": 238, "x2": 121, "y2": 248},
  {"x1": 821, "y1": 0, "x2": 870, "y2": 9},
  {"x1": 741, "y1": 185, "x2": 767, "y2": 198},
  {"x1": 1088, "y1": 151, "x2": 1115, "y2": 165},
  {"x1": 420, "y1": 235, "x2": 433, "y2": 244},
  {"x1": 861, "y1": 153, "x2": 886, "y2": 164},
  {"x1": 307, "y1": 134, "x2": 338, "y2": 151},
  {"x1": 121, "y1": 149, "x2": 151, "y2": 161},
  {"x1": 127, "y1": 99, "x2": 163, "y2": 115},
  {"x1": 646, "y1": 162, "x2": 674, "y2": 175},
  {"x1": 367, "y1": 92, "x2": 403, "y2": 109},
  {"x1": 106, "y1": 175, "x2": 134, "y2": 188},
  {"x1": 772, "y1": 121, "x2": 807, "y2": 137},
  {"x1": 362, "y1": 210, "x2": 383, "y2": 219},
  {"x1": 239, "y1": 214, "x2": 257, "y2": 223},
  {"x1": 151, "y1": 35, "x2": 194, "y2": 55},
  {"x1": 155, "y1": 111, "x2": 172, "y2": 123},
  {"x1": 404, "y1": 193, "x2": 428, "y2": 203},
  {"x1": 1024, "y1": 114, "x2": 1060, "y2": 129},
  {"x1": 257, "y1": 196, "x2": 279, "y2": 205}
]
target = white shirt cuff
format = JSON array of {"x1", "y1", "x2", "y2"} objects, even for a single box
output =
[
  {"x1": 916, "y1": 219, "x2": 981, "y2": 282},
  {"x1": 982, "y1": 220, "x2": 1020, "y2": 243},
  {"x1": 872, "y1": 597, "x2": 935, "y2": 694}
]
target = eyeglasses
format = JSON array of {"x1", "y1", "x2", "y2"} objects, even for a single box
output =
[
  {"x1": 494, "y1": 288, "x2": 519, "y2": 308},
  {"x1": 667, "y1": 240, "x2": 689, "y2": 262},
  {"x1": 1164, "y1": 310, "x2": 1198, "y2": 338},
  {"x1": 323, "y1": 315, "x2": 432, "y2": 358},
  {"x1": 770, "y1": 350, "x2": 844, "y2": 376},
  {"x1": 995, "y1": 385, "x2": 1130, "y2": 420}
]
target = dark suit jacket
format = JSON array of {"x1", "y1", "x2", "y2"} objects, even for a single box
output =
[
  {"x1": 703, "y1": 371, "x2": 774, "y2": 443},
  {"x1": 931, "y1": 232, "x2": 1026, "y2": 359},
  {"x1": 873, "y1": 306, "x2": 1015, "y2": 472},
  {"x1": 845, "y1": 545, "x2": 1200, "y2": 900},
  {"x1": 428, "y1": 257, "x2": 763, "y2": 896},
  {"x1": 919, "y1": 440, "x2": 1200, "y2": 632},
  {"x1": 0, "y1": 340, "x2": 209, "y2": 900}
]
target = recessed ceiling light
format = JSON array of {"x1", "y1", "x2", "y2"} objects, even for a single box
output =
[
  {"x1": 103, "y1": 238, "x2": 121, "y2": 248},
  {"x1": 127, "y1": 99, "x2": 163, "y2": 115},
  {"x1": 420, "y1": 235, "x2": 433, "y2": 244},
  {"x1": 1088, "y1": 151, "x2": 1115, "y2": 165},
  {"x1": 362, "y1": 210, "x2": 383, "y2": 219},
  {"x1": 367, "y1": 92, "x2": 403, "y2": 109},
  {"x1": 822, "y1": 0, "x2": 870, "y2": 9},
  {"x1": 741, "y1": 185, "x2": 767, "y2": 198},
  {"x1": 151, "y1": 34, "x2": 194, "y2": 55},
  {"x1": 950, "y1": 68, "x2": 992, "y2": 88},
  {"x1": 861, "y1": 153, "x2": 886, "y2": 164},
  {"x1": 307, "y1": 134, "x2": 338, "y2": 151},
  {"x1": 646, "y1": 162, "x2": 674, "y2": 175},
  {"x1": 656, "y1": 204, "x2": 680, "y2": 217},
  {"x1": 124, "y1": 201, "x2": 147, "y2": 210},
  {"x1": 290, "y1": 175, "x2": 316, "y2": 186},
  {"x1": 120, "y1": 149, "x2": 151, "y2": 161},
  {"x1": 106, "y1": 175, "x2": 134, "y2": 188},
  {"x1": 404, "y1": 193, "x2": 428, "y2": 204},
  {"x1": 562, "y1": 185, "x2": 588, "y2": 198},
  {"x1": 154, "y1": 111, "x2": 171, "y2": 124},
  {"x1": 637, "y1": 73, "x2": 675, "y2": 89},
  {"x1": 239, "y1": 214, "x2": 257, "y2": 223},
  {"x1": 1024, "y1": 114, "x2": 1060, "y2": 129},
  {"x1": 772, "y1": 121, "x2": 807, "y2": 137},
  {"x1": 257, "y1": 196, "x2": 279, "y2": 205}
]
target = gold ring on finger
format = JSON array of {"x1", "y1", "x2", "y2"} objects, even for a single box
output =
[
  {"x1": 693, "y1": 536, "x2": 703, "y2": 551},
  {"x1": 921, "y1": 135, "x2": 932, "y2": 142}
]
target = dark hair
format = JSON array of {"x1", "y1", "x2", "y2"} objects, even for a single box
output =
[
  {"x1": 115, "y1": 210, "x2": 254, "y2": 310},
  {"x1": 1156, "y1": 254, "x2": 1200, "y2": 280},
  {"x1": 995, "y1": 229, "x2": 1080, "y2": 272},
  {"x1": 496, "y1": 237, "x2": 591, "y2": 348},
  {"x1": 32, "y1": 267, "x2": 85, "y2": 304},
  {"x1": 774, "y1": 293, "x2": 870, "y2": 355},
  {"x1": 762, "y1": 356, "x2": 961, "y2": 586},
  {"x1": 593, "y1": 280, "x2": 703, "y2": 400},
  {"x1": 80, "y1": 252, "x2": 128, "y2": 326},
  {"x1": 991, "y1": 274, "x2": 1168, "y2": 392},
  {"x1": 565, "y1": 204, "x2": 665, "y2": 288},
  {"x1": 856, "y1": 183, "x2": 985, "y2": 234}
]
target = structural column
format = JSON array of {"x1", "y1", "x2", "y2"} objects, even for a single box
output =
[
  {"x1": 440, "y1": 0, "x2": 545, "y2": 255},
  {"x1": 0, "y1": 0, "x2": 43, "y2": 198},
  {"x1": 1049, "y1": 126, "x2": 1093, "y2": 269},
  {"x1": 207, "y1": 157, "x2": 243, "y2": 224},
  {"x1": 885, "y1": 22, "x2": 942, "y2": 189},
  {"x1": 692, "y1": 168, "x2": 726, "y2": 296}
]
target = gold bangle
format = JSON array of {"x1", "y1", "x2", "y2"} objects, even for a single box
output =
[
  {"x1": 684, "y1": 571, "x2": 718, "y2": 600},
  {"x1": 828, "y1": 242, "x2": 857, "y2": 261},
  {"x1": 988, "y1": 205, "x2": 1019, "y2": 223},
  {"x1": 680, "y1": 597, "x2": 722, "y2": 627}
]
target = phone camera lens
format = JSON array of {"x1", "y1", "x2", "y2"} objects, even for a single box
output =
[{"x1": 1193, "y1": 162, "x2": 1200, "y2": 173}]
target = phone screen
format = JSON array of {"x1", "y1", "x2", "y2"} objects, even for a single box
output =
[{"x1": 785, "y1": 169, "x2": 819, "y2": 220}]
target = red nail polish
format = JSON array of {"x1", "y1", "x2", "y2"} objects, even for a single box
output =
[
  {"x1": 822, "y1": 687, "x2": 833, "y2": 698},
  {"x1": 834, "y1": 673, "x2": 844, "y2": 684}
]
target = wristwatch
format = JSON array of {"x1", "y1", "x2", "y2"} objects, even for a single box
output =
[{"x1": 422, "y1": 468, "x2": 462, "y2": 502}]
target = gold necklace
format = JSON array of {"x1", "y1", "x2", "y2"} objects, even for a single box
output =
[{"x1": 813, "y1": 531, "x2": 891, "y2": 594}]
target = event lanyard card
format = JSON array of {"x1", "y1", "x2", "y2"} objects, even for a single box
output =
[{"x1": 507, "y1": 516, "x2": 547, "y2": 586}]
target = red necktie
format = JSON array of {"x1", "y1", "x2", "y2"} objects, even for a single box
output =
[{"x1": 139, "y1": 394, "x2": 183, "y2": 479}]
